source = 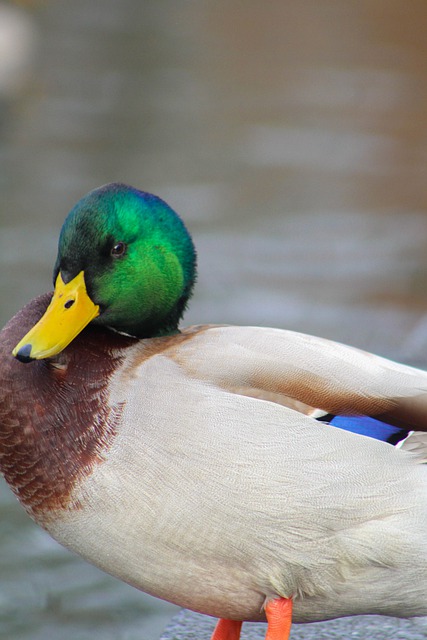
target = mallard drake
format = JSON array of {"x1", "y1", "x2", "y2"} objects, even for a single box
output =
[{"x1": 0, "y1": 183, "x2": 426, "y2": 640}]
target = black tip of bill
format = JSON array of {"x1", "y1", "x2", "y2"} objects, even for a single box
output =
[{"x1": 14, "y1": 344, "x2": 35, "y2": 363}]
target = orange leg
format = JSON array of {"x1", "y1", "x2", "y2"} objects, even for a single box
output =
[
  {"x1": 211, "y1": 618, "x2": 243, "y2": 640},
  {"x1": 264, "y1": 597, "x2": 293, "y2": 640}
]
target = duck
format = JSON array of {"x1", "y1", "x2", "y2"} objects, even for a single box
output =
[{"x1": 0, "y1": 182, "x2": 427, "y2": 640}]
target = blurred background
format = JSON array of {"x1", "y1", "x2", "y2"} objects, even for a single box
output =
[{"x1": 1, "y1": 1, "x2": 427, "y2": 638}]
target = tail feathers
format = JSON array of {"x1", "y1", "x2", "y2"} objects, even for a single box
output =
[{"x1": 398, "y1": 431, "x2": 427, "y2": 463}]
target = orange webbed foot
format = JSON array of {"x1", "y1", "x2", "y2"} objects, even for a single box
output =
[
  {"x1": 265, "y1": 597, "x2": 293, "y2": 640},
  {"x1": 210, "y1": 598, "x2": 292, "y2": 640},
  {"x1": 211, "y1": 618, "x2": 243, "y2": 640}
]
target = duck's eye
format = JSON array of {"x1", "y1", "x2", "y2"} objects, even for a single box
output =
[{"x1": 110, "y1": 242, "x2": 127, "y2": 258}]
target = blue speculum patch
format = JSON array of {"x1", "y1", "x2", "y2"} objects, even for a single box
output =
[{"x1": 318, "y1": 414, "x2": 410, "y2": 445}]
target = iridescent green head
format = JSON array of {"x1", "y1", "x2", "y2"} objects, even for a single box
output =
[
  {"x1": 13, "y1": 183, "x2": 197, "y2": 362},
  {"x1": 56, "y1": 182, "x2": 197, "y2": 338}
]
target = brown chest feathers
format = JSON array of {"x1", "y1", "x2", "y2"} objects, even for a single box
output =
[{"x1": 0, "y1": 294, "x2": 136, "y2": 524}]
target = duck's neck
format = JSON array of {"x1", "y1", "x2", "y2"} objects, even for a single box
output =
[{"x1": 101, "y1": 300, "x2": 186, "y2": 340}]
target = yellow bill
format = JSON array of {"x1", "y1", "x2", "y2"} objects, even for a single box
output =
[{"x1": 13, "y1": 270, "x2": 100, "y2": 362}]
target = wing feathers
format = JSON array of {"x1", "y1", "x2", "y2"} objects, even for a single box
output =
[{"x1": 175, "y1": 325, "x2": 427, "y2": 431}]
